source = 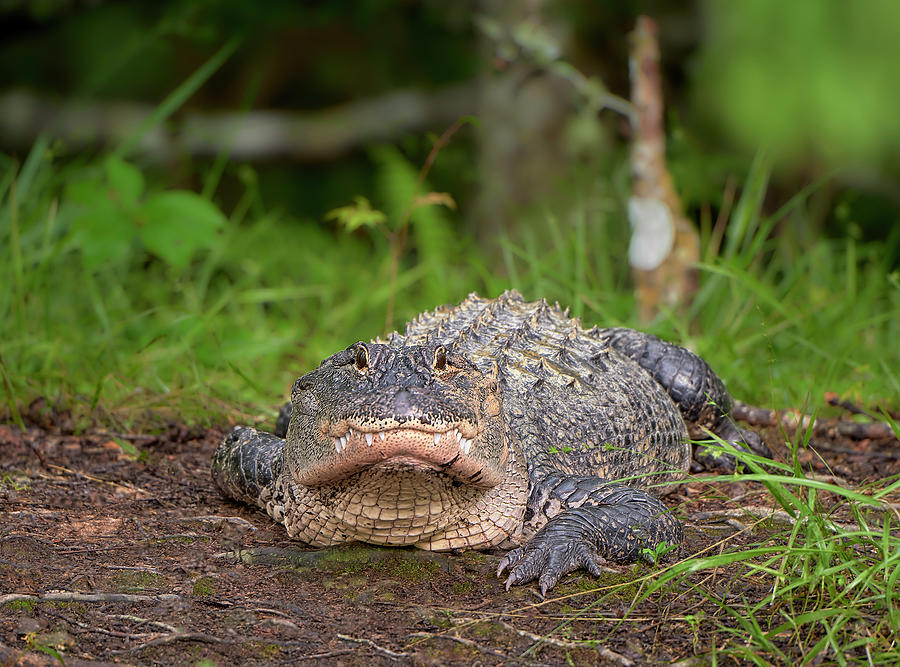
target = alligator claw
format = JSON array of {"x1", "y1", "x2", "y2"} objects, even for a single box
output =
[{"x1": 497, "y1": 530, "x2": 602, "y2": 595}]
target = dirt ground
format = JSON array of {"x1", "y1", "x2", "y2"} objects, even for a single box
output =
[{"x1": 1, "y1": 406, "x2": 898, "y2": 666}]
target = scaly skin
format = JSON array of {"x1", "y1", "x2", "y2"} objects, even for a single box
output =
[{"x1": 212, "y1": 290, "x2": 767, "y2": 593}]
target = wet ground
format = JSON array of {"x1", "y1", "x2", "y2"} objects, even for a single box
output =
[{"x1": 1, "y1": 411, "x2": 898, "y2": 666}]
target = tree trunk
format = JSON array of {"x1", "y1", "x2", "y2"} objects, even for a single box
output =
[{"x1": 628, "y1": 16, "x2": 699, "y2": 323}]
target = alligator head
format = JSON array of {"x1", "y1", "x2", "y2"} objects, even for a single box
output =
[{"x1": 284, "y1": 341, "x2": 508, "y2": 490}]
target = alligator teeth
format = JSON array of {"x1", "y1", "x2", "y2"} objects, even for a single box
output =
[
  {"x1": 460, "y1": 437, "x2": 471, "y2": 455},
  {"x1": 434, "y1": 432, "x2": 441, "y2": 446},
  {"x1": 333, "y1": 437, "x2": 342, "y2": 454},
  {"x1": 378, "y1": 432, "x2": 386, "y2": 441},
  {"x1": 454, "y1": 428, "x2": 461, "y2": 443},
  {"x1": 365, "y1": 432, "x2": 373, "y2": 446}
]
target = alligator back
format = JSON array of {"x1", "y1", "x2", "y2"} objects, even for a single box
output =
[{"x1": 391, "y1": 291, "x2": 691, "y2": 491}]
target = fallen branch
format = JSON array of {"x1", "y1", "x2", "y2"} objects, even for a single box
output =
[
  {"x1": 106, "y1": 614, "x2": 179, "y2": 633},
  {"x1": 111, "y1": 631, "x2": 226, "y2": 654},
  {"x1": 0, "y1": 83, "x2": 477, "y2": 163},
  {"x1": 43, "y1": 610, "x2": 151, "y2": 640},
  {"x1": 691, "y1": 507, "x2": 869, "y2": 534},
  {"x1": 824, "y1": 392, "x2": 882, "y2": 420},
  {"x1": 296, "y1": 648, "x2": 356, "y2": 661},
  {"x1": 732, "y1": 401, "x2": 897, "y2": 441}
]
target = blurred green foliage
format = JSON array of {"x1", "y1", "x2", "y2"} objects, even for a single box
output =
[
  {"x1": 3, "y1": 1, "x2": 900, "y2": 247},
  {"x1": 694, "y1": 0, "x2": 900, "y2": 167}
]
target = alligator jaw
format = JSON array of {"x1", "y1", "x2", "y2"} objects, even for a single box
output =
[
  {"x1": 292, "y1": 422, "x2": 503, "y2": 488},
  {"x1": 330, "y1": 426, "x2": 475, "y2": 456}
]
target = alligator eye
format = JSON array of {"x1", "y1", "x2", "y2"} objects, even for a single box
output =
[
  {"x1": 355, "y1": 343, "x2": 369, "y2": 372},
  {"x1": 433, "y1": 345, "x2": 447, "y2": 371}
]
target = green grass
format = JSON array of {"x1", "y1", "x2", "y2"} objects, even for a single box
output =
[
  {"x1": 652, "y1": 431, "x2": 900, "y2": 663},
  {"x1": 1, "y1": 133, "x2": 897, "y2": 429}
]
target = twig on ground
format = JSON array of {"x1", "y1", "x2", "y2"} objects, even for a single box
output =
[
  {"x1": 106, "y1": 614, "x2": 179, "y2": 633},
  {"x1": 43, "y1": 610, "x2": 151, "y2": 640},
  {"x1": 250, "y1": 607, "x2": 294, "y2": 619},
  {"x1": 297, "y1": 648, "x2": 356, "y2": 660},
  {"x1": 0, "y1": 592, "x2": 180, "y2": 605},
  {"x1": 111, "y1": 631, "x2": 226, "y2": 654},
  {"x1": 337, "y1": 633, "x2": 408, "y2": 659},
  {"x1": 176, "y1": 515, "x2": 257, "y2": 530},
  {"x1": 691, "y1": 507, "x2": 863, "y2": 533},
  {"x1": 409, "y1": 632, "x2": 508, "y2": 658},
  {"x1": 824, "y1": 392, "x2": 881, "y2": 420},
  {"x1": 98, "y1": 565, "x2": 162, "y2": 573},
  {"x1": 44, "y1": 463, "x2": 152, "y2": 496},
  {"x1": 496, "y1": 619, "x2": 634, "y2": 666}
]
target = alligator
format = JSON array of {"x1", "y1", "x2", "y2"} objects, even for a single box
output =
[{"x1": 212, "y1": 290, "x2": 767, "y2": 594}]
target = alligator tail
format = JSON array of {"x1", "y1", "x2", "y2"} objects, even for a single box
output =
[{"x1": 597, "y1": 327, "x2": 730, "y2": 424}]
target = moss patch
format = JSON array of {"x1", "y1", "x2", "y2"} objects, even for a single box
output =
[
  {"x1": 192, "y1": 575, "x2": 217, "y2": 597},
  {"x1": 110, "y1": 570, "x2": 166, "y2": 593}
]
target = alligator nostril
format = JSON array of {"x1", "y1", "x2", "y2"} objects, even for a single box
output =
[{"x1": 393, "y1": 388, "x2": 416, "y2": 416}]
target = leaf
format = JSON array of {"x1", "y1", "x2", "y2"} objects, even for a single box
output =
[
  {"x1": 65, "y1": 179, "x2": 108, "y2": 207},
  {"x1": 71, "y1": 206, "x2": 135, "y2": 270},
  {"x1": 411, "y1": 192, "x2": 457, "y2": 212},
  {"x1": 138, "y1": 191, "x2": 226, "y2": 268},
  {"x1": 325, "y1": 196, "x2": 387, "y2": 232},
  {"x1": 66, "y1": 178, "x2": 136, "y2": 270},
  {"x1": 105, "y1": 156, "x2": 144, "y2": 204},
  {"x1": 113, "y1": 437, "x2": 142, "y2": 460}
]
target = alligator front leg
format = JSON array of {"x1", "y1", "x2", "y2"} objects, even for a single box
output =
[
  {"x1": 497, "y1": 475, "x2": 681, "y2": 595},
  {"x1": 212, "y1": 426, "x2": 285, "y2": 509}
]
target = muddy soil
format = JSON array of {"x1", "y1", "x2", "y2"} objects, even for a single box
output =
[{"x1": 1, "y1": 413, "x2": 898, "y2": 666}]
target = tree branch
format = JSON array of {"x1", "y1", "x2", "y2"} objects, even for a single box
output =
[{"x1": 0, "y1": 82, "x2": 477, "y2": 162}]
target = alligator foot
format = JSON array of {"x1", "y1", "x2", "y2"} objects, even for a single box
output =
[
  {"x1": 212, "y1": 426, "x2": 285, "y2": 507},
  {"x1": 497, "y1": 486, "x2": 681, "y2": 595}
]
